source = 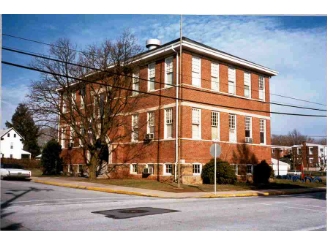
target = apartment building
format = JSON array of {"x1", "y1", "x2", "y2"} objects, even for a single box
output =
[
  {"x1": 271, "y1": 146, "x2": 291, "y2": 159},
  {"x1": 59, "y1": 37, "x2": 278, "y2": 184},
  {"x1": 292, "y1": 143, "x2": 327, "y2": 171}
]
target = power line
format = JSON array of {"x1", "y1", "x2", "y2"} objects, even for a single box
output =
[
  {"x1": 2, "y1": 60, "x2": 327, "y2": 118},
  {"x1": 2, "y1": 45, "x2": 327, "y2": 113},
  {"x1": 3, "y1": 32, "x2": 326, "y2": 107}
]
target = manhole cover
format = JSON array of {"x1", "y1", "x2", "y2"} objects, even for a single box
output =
[{"x1": 92, "y1": 207, "x2": 179, "y2": 219}]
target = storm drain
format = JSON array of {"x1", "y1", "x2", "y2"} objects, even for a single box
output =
[{"x1": 92, "y1": 207, "x2": 179, "y2": 219}]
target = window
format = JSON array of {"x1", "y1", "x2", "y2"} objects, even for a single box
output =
[
  {"x1": 260, "y1": 119, "x2": 265, "y2": 144},
  {"x1": 132, "y1": 114, "x2": 139, "y2": 142},
  {"x1": 245, "y1": 116, "x2": 252, "y2": 141},
  {"x1": 68, "y1": 164, "x2": 71, "y2": 173},
  {"x1": 320, "y1": 148, "x2": 324, "y2": 153},
  {"x1": 309, "y1": 158, "x2": 313, "y2": 164},
  {"x1": 130, "y1": 164, "x2": 138, "y2": 174},
  {"x1": 259, "y1": 76, "x2": 265, "y2": 101},
  {"x1": 10, "y1": 142, "x2": 13, "y2": 149},
  {"x1": 7, "y1": 133, "x2": 10, "y2": 137},
  {"x1": 247, "y1": 165, "x2": 253, "y2": 174},
  {"x1": 10, "y1": 154, "x2": 13, "y2": 159},
  {"x1": 192, "y1": 108, "x2": 201, "y2": 139},
  {"x1": 164, "y1": 164, "x2": 173, "y2": 175},
  {"x1": 144, "y1": 164, "x2": 154, "y2": 174},
  {"x1": 244, "y1": 72, "x2": 251, "y2": 98},
  {"x1": 70, "y1": 127, "x2": 74, "y2": 147},
  {"x1": 165, "y1": 57, "x2": 173, "y2": 87},
  {"x1": 80, "y1": 94, "x2": 85, "y2": 109},
  {"x1": 62, "y1": 94, "x2": 67, "y2": 113},
  {"x1": 165, "y1": 108, "x2": 173, "y2": 139},
  {"x1": 193, "y1": 163, "x2": 201, "y2": 175},
  {"x1": 79, "y1": 126, "x2": 84, "y2": 146},
  {"x1": 211, "y1": 62, "x2": 219, "y2": 91},
  {"x1": 192, "y1": 56, "x2": 201, "y2": 87},
  {"x1": 147, "y1": 112, "x2": 155, "y2": 134},
  {"x1": 148, "y1": 63, "x2": 156, "y2": 91},
  {"x1": 132, "y1": 71, "x2": 139, "y2": 96},
  {"x1": 78, "y1": 164, "x2": 83, "y2": 174},
  {"x1": 61, "y1": 128, "x2": 66, "y2": 148},
  {"x1": 231, "y1": 164, "x2": 238, "y2": 175},
  {"x1": 14, "y1": 134, "x2": 16, "y2": 138},
  {"x1": 211, "y1": 111, "x2": 220, "y2": 140},
  {"x1": 228, "y1": 67, "x2": 236, "y2": 95},
  {"x1": 297, "y1": 148, "x2": 302, "y2": 155},
  {"x1": 309, "y1": 147, "x2": 313, "y2": 155},
  {"x1": 229, "y1": 114, "x2": 236, "y2": 130},
  {"x1": 71, "y1": 91, "x2": 76, "y2": 106}
]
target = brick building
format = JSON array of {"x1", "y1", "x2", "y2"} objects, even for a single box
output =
[
  {"x1": 271, "y1": 146, "x2": 291, "y2": 159},
  {"x1": 291, "y1": 143, "x2": 327, "y2": 171},
  {"x1": 59, "y1": 37, "x2": 278, "y2": 184}
]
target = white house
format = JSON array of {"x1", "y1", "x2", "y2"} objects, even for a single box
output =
[{"x1": 0, "y1": 128, "x2": 31, "y2": 159}]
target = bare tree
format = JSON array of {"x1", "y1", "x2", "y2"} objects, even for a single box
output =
[
  {"x1": 271, "y1": 129, "x2": 312, "y2": 146},
  {"x1": 27, "y1": 30, "x2": 145, "y2": 179}
]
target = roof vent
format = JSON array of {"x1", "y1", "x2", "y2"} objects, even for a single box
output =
[{"x1": 146, "y1": 39, "x2": 161, "y2": 50}]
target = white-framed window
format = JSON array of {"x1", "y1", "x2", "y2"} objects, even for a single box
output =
[
  {"x1": 229, "y1": 114, "x2": 237, "y2": 143},
  {"x1": 259, "y1": 76, "x2": 265, "y2": 101},
  {"x1": 14, "y1": 134, "x2": 16, "y2": 138},
  {"x1": 132, "y1": 114, "x2": 139, "y2": 142},
  {"x1": 62, "y1": 94, "x2": 67, "y2": 113},
  {"x1": 309, "y1": 147, "x2": 313, "y2": 155},
  {"x1": 144, "y1": 164, "x2": 154, "y2": 174},
  {"x1": 272, "y1": 149, "x2": 275, "y2": 154},
  {"x1": 211, "y1": 111, "x2": 220, "y2": 140},
  {"x1": 228, "y1": 67, "x2": 236, "y2": 95},
  {"x1": 61, "y1": 127, "x2": 66, "y2": 148},
  {"x1": 10, "y1": 142, "x2": 13, "y2": 149},
  {"x1": 231, "y1": 164, "x2": 238, "y2": 175},
  {"x1": 165, "y1": 57, "x2": 173, "y2": 87},
  {"x1": 79, "y1": 126, "x2": 84, "y2": 146},
  {"x1": 130, "y1": 164, "x2": 138, "y2": 174},
  {"x1": 192, "y1": 56, "x2": 201, "y2": 87},
  {"x1": 192, "y1": 108, "x2": 201, "y2": 139},
  {"x1": 70, "y1": 126, "x2": 74, "y2": 147},
  {"x1": 164, "y1": 163, "x2": 173, "y2": 175},
  {"x1": 309, "y1": 158, "x2": 313, "y2": 164},
  {"x1": 297, "y1": 148, "x2": 302, "y2": 155},
  {"x1": 132, "y1": 71, "x2": 139, "y2": 96},
  {"x1": 244, "y1": 72, "x2": 251, "y2": 98},
  {"x1": 165, "y1": 108, "x2": 173, "y2": 139},
  {"x1": 211, "y1": 62, "x2": 219, "y2": 91},
  {"x1": 71, "y1": 91, "x2": 76, "y2": 107},
  {"x1": 245, "y1": 116, "x2": 252, "y2": 141},
  {"x1": 246, "y1": 164, "x2": 253, "y2": 174},
  {"x1": 229, "y1": 114, "x2": 236, "y2": 130},
  {"x1": 148, "y1": 62, "x2": 156, "y2": 91},
  {"x1": 193, "y1": 163, "x2": 202, "y2": 175},
  {"x1": 147, "y1": 111, "x2": 155, "y2": 134},
  {"x1": 260, "y1": 119, "x2": 266, "y2": 144}
]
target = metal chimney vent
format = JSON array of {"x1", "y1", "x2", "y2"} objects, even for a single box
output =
[{"x1": 146, "y1": 39, "x2": 161, "y2": 50}]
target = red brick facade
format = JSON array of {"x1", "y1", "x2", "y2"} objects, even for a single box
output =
[{"x1": 59, "y1": 37, "x2": 277, "y2": 184}]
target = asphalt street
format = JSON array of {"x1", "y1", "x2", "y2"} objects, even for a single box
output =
[{"x1": 1, "y1": 180, "x2": 326, "y2": 231}]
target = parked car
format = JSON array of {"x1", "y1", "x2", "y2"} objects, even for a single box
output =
[{"x1": 0, "y1": 163, "x2": 31, "y2": 180}]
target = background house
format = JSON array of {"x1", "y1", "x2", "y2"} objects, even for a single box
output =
[
  {"x1": 0, "y1": 128, "x2": 31, "y2": 159},
  {"x1": 292, "y1": 143, "x2": 327, "y2": 171}
]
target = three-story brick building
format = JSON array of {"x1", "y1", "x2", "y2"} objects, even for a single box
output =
[{"x1": 59, "y1": 37, "x2": 278, "y2": 184}]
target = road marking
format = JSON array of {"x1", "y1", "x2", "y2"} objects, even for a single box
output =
[
  {"x1": 283, "y1": 206, "x2": 326, "y2": 212},
  {"x1": 297, "y1": 225, "x2": 327, "y2": 231}
]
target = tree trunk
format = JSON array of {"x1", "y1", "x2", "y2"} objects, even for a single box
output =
[{"x1": 89, "y1": 154, "x2": 98, "y2": 180}]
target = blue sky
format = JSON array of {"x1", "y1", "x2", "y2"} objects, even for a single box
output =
[{"x1": 1, "y1": 14, "x2": 327, "y2": 137}]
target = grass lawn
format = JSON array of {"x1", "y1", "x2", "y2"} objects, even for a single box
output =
[{"x1": 53, "y1": 176, "x2": 326, "y2": 193}]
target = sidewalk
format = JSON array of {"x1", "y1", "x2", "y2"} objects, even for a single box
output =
[{"x1": 31, "y1": 177, "x2": 326, "y2": 199}]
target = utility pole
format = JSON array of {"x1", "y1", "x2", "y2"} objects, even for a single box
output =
[
  {"x1": 177, "y1": 14, "x2": 182, "y2": 188},
  {"x1": 275, "y1": 148, "x2": 280, "y2": 176}
]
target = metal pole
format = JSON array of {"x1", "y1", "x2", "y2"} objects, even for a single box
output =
[
  {"x1": 177, "y1": 14, "x2": 182, "y2": 188},
  {"x1": 214, "y1": 143, "x2": 217, "y2": 195}
]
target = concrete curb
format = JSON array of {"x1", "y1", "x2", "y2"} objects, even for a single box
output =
[
  {"x1": 32, "y1": 179, "x2": 326, "y2": 199},
  {"x1": 33, "y1": 180, "x2": 159, "y2": 198}
]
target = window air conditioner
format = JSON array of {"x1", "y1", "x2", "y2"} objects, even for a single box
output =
[
  {"x1": 145, "y1": 133, "x2": 154, "y2": 140},
  {"x1": 245, "y1": 137, "x2": 253, "y2": 143}
]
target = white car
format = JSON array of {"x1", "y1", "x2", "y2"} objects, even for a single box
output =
[{"x1": 0, "y1": 163, "x2": 32, "y2": 180}]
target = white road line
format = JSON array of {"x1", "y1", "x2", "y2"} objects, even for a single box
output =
[
  {"x1": 283, "y1": 206, "x2": 326, "y2": 212},
  {"x1": 297, "y1": 225, "x2": 327, "y2": 231}
]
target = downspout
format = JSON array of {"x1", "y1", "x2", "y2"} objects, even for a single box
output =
[{"x1": 171, "y1": 45, "x2": 179, "y2": 182}]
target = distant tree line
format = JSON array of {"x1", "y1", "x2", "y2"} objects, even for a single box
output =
[{"x1": 271, "y1": 129, "x2": 326, "y2": 146}]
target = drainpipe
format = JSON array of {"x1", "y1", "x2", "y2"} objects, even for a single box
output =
[{"x1": 171, "y1": 45, "x2": 179, "y2": 182}]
